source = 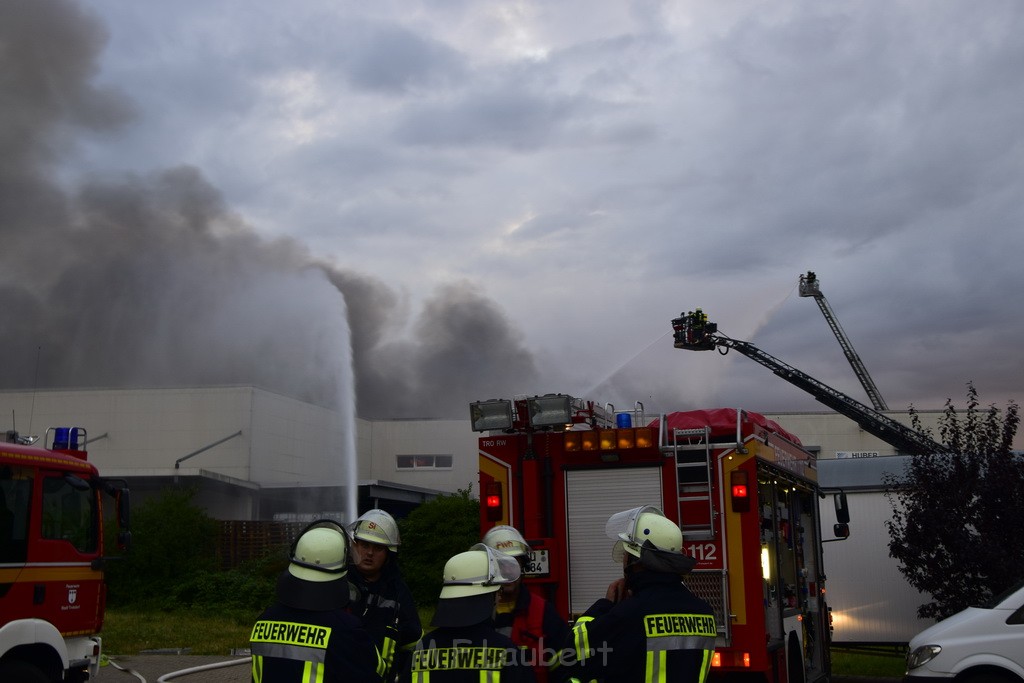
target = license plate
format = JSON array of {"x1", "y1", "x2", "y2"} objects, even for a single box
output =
[{"x1": 524, "y1": 549, "x2": 549, "y2": 576}]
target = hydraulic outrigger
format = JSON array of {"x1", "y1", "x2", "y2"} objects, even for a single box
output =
[{"x1": 671, "y1": 309, "x2": 947, "y2": 456}]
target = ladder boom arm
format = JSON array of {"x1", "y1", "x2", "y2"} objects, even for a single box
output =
[
  {"x1": 671, "y1": 310, "x2": 945, "y2": 456},
  {"x1": 810, "y1": 295, "x2": 889, "y2": 410},
  {"x1": 798, "y1": 272, "x2": 888, "y2": 411},
  {"x1": 799, "y1": 272, "x2": 888, "y2": 411}
]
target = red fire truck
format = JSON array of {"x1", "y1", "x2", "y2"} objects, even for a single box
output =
[
  {"x1": 472, "y1": 395, "x2": 849, "y2": 683},
  {"x1": 0, "y1": 427, "x2": 130, "y2": 682}
]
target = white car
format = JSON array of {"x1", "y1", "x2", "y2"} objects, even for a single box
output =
[{"x1": 904, "y1": 579, "x2": 1024, "y2": 682}]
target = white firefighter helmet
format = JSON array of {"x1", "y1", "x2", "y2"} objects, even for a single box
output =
[
  {"x1": 481, "y1": 525, "x2": 530, "y2": 558},
  {"x1": 350, "y1": 509, "x2": 400, "y2": 551},
  {"x1": 287, "y1": 523, "x2": 349, "y2": 583},
  {"x1": 606, "y1": 505, "x2": 684, "y2": 562},
  {"x1": 439, "y1": 543, "x2": 522, "y2": 599},
  {"x1": 432, "y1": 543, "x2": 522, "y2": 628}
]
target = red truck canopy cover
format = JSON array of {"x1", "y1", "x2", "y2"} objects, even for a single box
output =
[{"x1": 650, "y1": 408, "x2": 802, "y2": 446}]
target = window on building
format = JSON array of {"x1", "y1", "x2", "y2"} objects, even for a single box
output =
[{"x1": 396, "y1": 454, "x2": 453, "y2": 470}]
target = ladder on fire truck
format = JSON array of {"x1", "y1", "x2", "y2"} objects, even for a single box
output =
[
  {"x1": 798, "y1": 271, "x2": 889, "y2": 411},
  {"x1": 661, "y1": 423, "x2": 716, "y2": 540},
  {"x1": 671, "y1": 310, "x2": 948, "y2": 456}
]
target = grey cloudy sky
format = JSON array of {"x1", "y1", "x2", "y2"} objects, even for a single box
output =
[{"x1": 3, "y1": 0, "x2": 1021, "y2": 428}]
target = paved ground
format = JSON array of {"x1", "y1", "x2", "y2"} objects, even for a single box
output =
[
  {"x1": 94, "y1": 654, "x2": 896, "y2": 683},
  {"x1": 96, "y1": 654, "x2": 251, "y2": 683}
]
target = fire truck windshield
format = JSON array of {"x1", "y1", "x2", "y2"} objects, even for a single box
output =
[{"x1": 41, "y1": 473, "x2": 98, "y2": 553}]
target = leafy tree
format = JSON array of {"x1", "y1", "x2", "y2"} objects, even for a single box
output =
[
  {"x1": 105, "y1": 487, "x2": 219, "y2": 607},
  {"x1": 396, "y1": 486, "x2": 481, "y2": 608},
  {"x1": 884, "y1": 383, "x2": 1022, "y2": 620}
]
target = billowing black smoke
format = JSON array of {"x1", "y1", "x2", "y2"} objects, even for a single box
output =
[{"x1": 0, "y1": 0, "x2": 538, "y2": 419}]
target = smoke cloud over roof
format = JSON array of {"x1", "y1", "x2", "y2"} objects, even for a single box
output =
[
  {"x1": 0, "y1": 0, "x2": 537, "y2": 418},
  {"x1": 4, "y1": 1, "x2": 1021, "y2": 433}
]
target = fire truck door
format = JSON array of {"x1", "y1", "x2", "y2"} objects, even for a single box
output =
[{"x1": 564, "y1": 467, "x2": 663, "y2": 615}]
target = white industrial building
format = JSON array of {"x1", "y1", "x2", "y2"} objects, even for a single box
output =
[
  {"x1": 0, "y1": 386, "x2": 478, "y2": 521},
  {"x1": 1, "y1": 387, "x2": 949, "y2": 644}
]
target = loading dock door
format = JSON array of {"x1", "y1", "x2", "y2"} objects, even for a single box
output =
[{"x1": 565, "y1": 467, "x2": 664, "y2": 615}]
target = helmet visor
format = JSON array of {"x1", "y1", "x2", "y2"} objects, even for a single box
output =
[
  {"x1": 606, "y1": 505, "x2": 664, "y2": 562},
  {"x1": 605, "y1": 505, "x2": 665, "y2": 541},
  {"x1": 447, "y1": 543, "x2": 521, "y2": 587}
]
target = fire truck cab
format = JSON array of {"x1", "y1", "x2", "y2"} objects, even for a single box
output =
[
  {"x1": 0, "y1": 427, "x2": 130, "y2": 683},
  {"x1": 472, "y1": 394, "x2": 849, "y2": 683}
]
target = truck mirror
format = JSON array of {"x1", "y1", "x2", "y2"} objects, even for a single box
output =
[
  {"x1": 833, "y1": 523, "x2": 850, "y2": 539},
  {"x1": 834, "y1": 491, "x2": 850, "y2": 524},
  {"x1": 63, "y1": 473, "x2": 91, "y2": 492}
]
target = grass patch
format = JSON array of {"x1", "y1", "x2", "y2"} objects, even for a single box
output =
[
  {"x1": 831, "y1": 648, "x2": 906, "y2": 678},
  {"x1": 102, "y1": 609, "x2": 256, "y2": 656}
]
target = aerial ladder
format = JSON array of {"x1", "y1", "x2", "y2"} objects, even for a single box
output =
[
  {"x1": 799, "y1": 271, "x2": 889, "y2": 411},
  {"x1": 671, "y1": 309, "x2": 947, "y2": 456}
]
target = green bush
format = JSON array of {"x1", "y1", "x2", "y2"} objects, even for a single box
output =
[
  {"x1": 104, "y1": 487, "x2": 279, "y2": 611},
  {"x1": 163, "y1": 556, "x2": 281, "y2": 613},
  {"x1": 397, "y1": 487, "x2": 481, "y2": 608}
]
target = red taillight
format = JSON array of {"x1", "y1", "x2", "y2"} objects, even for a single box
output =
[
  {"x1": 712, "y1": 651, "x2": 751, "y2": 668},
  {"x1": 730, "y1": 470, "x2": 751, "y2": 512},
  {"x1": 485, "y1": 482, "x2": 503, "y2": 521}
]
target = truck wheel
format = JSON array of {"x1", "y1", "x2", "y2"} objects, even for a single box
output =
[
  {"x1": 786, "y1": 633, "x2": 805, "y2": 683},
  {"x1": 0, "y1": 660, "x2": 53, "y2": 683}
]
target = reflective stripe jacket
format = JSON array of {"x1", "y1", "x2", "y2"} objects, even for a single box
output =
[
  {"x1": 251, "y1": 602, "x2": 387, "y2": 683},
  {"x1": 349, "y1": 561, "x2": 424, "y2": 674},
  {"x1": 402, "y1": 623, "x2": 537, "y2": 683},
  {"x1": 557, "y1": 571, "x2": 716, "y2": 683}
]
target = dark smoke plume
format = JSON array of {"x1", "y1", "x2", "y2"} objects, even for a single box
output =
[{"x1": 0, "y1": 0, "x2": 538, "y2": 418}]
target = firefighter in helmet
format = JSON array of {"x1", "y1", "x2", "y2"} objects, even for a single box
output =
[
  {"x1": 481, "y1": 525, "x2": 569, "y2": 682},
  {"x1": 250, "y1": 520, "x2": 387, "y2": 682},
  {"x1": 403, "y1": 544, "x2": 536, "y2": 682},
  {"x1": 348, "y1": 509, "x2": 422, "y2": 680},
  {"x1": 554, "y1": 506, "x2": 716, "y2": 683}
]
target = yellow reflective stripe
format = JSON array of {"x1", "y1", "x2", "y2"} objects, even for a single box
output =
[
  {"x1": 302, "y1": 660, "x2": 326, "y2": 683},
  {"x1": 698, "y1": 648, "x2": 713, "y2": 683},
  {"x1": 644, "y1": 649, "x2": 666, "y2": 683},
  {"x1": 572, "y1": 617, "x2": 594, "y2": 662},
  {"x1": 382, "y1": 635, "x2": 397, "y2": 672},
  {"x1": 252, "y1": 655, "x2": 263, "y2": 683}
]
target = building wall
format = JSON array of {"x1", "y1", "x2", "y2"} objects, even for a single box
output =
[
  {"x1": 0, "y1": 387, "x2": 253, "y2": 477},
  {"x1": 765, "y1": 410, "x2": 946, "y2": 457},
  {"x1": 248, "y1": 389, "x2": 345, "y2": 486},
  {"x1": 368, "y1": 419, "x2": 480, "y2": 495},
  {"x1": 817, "y1": 484, "x2": 935, "y2": 643}
]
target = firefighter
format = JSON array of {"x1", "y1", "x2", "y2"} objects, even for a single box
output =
[
  {"x1": 348, "y1": 509, "x2": 423, "y2": 680},
  {"x1": 250, "y1": 520, "x2": 387, "y2": 682},
  {"x1": 403, "y1": 543, "x2": 536, "y2": 682},
  {"x1": 481, "y1": 525, "x2": 569, "y2": 682},
  {"x1": 554, "y1": 506, "x2": 716, "y2": 683}
]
